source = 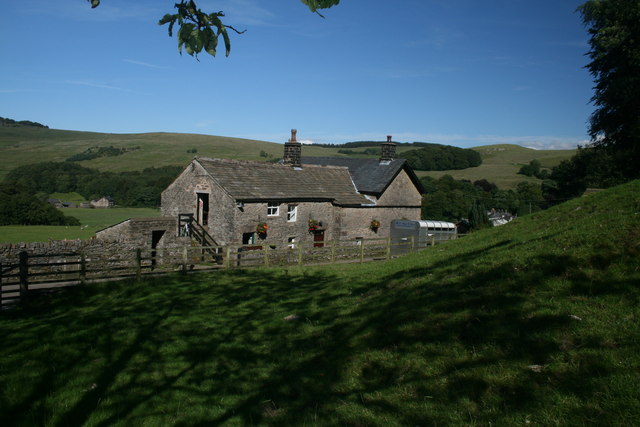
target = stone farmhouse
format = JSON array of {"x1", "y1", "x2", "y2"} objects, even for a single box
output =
[
  {"x1": 160, "y1": 130, "x2": 423, "y2": 248},
  {"x1": 98, "y1": 130, "x2": 423, "y2": 250}
]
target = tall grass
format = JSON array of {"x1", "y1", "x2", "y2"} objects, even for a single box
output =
[{"x1": 1, "y1": 180, "x2": 638, "y2": 425}]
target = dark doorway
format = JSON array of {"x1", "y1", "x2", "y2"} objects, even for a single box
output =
[
  {"x1": 196, "y1": 192, "x2": 209, "y2": 226},
  {"x1": 313, "y1": 231, "x2": 325, "y2": 248},
  {"x1": 151, "y1": 230, "x2": 165, "y2": 269}
]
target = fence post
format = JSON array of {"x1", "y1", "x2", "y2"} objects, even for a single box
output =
[
  {"x1": 331, "y1": 241, "x2": 336, "y2": 263},
  {"x1": 410, "y1": 235, "x2": 415, "y2": 253},
  {"x1": 224, "y1": 246, "x2": 230, "y2": 269},
  {"x1": 80, "y1": 254, "x2": 87, "y2": 285},
  {"x1": 431, "y1": 236, "x2": 435, "y2": 247},
  {"x1": 386, "y1": 237, "x2": 391, "y2": 259},
  {"x1": 19, "y1": 251, "x2": 28, "y2": 301},
  {"x1": 297, "y1": 244, "x2": 303, "y2": 266},
  {"x1": 182, "y1": 247, "x2": 188, "y2": 273},
  {"x1": 135, "y1": 249, "x2": 142, "y2": 280},
  {"x1": 0, "y1": 261, "x2": 3, "y2": 304},
  {"x1": 360, "y1": 240, "x2": 365, "y2": 263}
]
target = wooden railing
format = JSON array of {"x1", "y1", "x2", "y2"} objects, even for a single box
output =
[
  {"x1": 0, "y1": 236, "x2": 443, "y2": 308},
  {"x1": 178, "y1": 213, "x2": 220, "y2": 257}
]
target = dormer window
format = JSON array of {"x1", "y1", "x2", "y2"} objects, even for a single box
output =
[{"x1": 267, "y1": 203, "x2": 279, "y2": 216}]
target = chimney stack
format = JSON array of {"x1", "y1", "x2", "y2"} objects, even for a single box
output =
[
  {"x1": 283, "y1": 128, "x2": 302, "y2": 167},
  {"x1": 380, "y1": 135, "x2": 396, "y2": 162}
]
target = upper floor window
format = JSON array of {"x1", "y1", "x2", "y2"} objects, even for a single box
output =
[
  {"x1": 287, "y1": 204, "x2": 297, "y2": 222},
  {"x1": 267, "y1": 202, "x2": 279, "y2": 216}
]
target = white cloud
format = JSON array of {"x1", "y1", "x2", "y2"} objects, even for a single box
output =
[
  {"x1": 199, "y1": 0, "x2": 276, "y2": 27},
  {"x1": 65, "y1": 79, "x2": 137, "y2": 93},
  {"x1": 123, "y1": 59, "x2": 169, "y2": 69}
]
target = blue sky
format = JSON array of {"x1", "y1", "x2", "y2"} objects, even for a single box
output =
[{"x1": 1, "y1": 0, "x2": 594, "y2": 149}]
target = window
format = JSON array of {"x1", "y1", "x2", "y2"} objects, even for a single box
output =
[
  {"x1": 267, "y1": 203, "x2": 279, "y2": 216},
  {"x1": 288, "y1": 237, "x2": 296, "y2": 249},
  {"x1": 242, "y1": 232, "x2": 255, "y2": 245},
  {"x1": 287, "y1": 204, "x2": 297, "y2": 222}
]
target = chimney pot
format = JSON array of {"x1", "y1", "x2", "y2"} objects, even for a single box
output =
[
  {"x1": 284, "y1": 129, "x2": 302, "y2": 167},
  {"x1": 380, "y1": 136, "x2": 397, "y2": 162}
]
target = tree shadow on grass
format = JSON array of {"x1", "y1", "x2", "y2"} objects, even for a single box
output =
[{"x1": 1, "y1": 242, "x2": 638, "y2": 425}]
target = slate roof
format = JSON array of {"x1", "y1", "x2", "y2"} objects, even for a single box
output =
[
  {"x1": 300, "y1": 157, "x2": 424, "y2": 196},
  {"x1": 195, "y1": 158, "x2": 371, "y2": 206}
]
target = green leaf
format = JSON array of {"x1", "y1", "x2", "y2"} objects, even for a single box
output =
[
  {"x1": 202, "y1": 27, "x2": 217, "y2": 57},
  {"x1": 158, "y1": 13, "x2": 175, "y2": 26},
  {"x1": 89, "y1": 0, "x2": 100, "y2": 8}
]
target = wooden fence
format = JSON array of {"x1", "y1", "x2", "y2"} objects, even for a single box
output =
[{"x1": 1, "y1": 236, "x2": 435, "y2": 308}]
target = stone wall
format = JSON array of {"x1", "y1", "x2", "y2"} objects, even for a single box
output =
[
  {"x1": 232, "y1": 201, "x2": 337, "y2": 248},
  {"x1": 337, "y1": 206, "x2": 421, "y2": 240},
  {"x1": 161, "y1": 160, "x2": 237, "y2": 245},
  {"x1": 95, "y1": 217, "x2": 186, "y2": 248},
  {"x1": 375, "y1": 169, "x2": 423, "y2": 207},
  {"x1": 0, "y1": 238, "x2": 134, "y2": 264}
]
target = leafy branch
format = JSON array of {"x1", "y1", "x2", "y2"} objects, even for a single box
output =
[
  {"x1": 87, "y1": 0, "x2": 340, "y2": 59},
  {"x1": 158, "y1": 1, "x2": 244, "y2": 59}
]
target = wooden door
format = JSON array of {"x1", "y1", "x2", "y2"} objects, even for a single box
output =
[
  {"x1": 196, "y1": 193, "x2": 209, "y2": 226},
  {"x1": 313, "y1": 231, "x2": 325, "y2": 248}
]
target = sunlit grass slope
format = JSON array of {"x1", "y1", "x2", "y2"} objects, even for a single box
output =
[
  {"x1": 1, "y1": 180, "x2": 638, "y2": 424},
  {"x1": 417, "y1": 144, "x2": 576, "y2": 189}
]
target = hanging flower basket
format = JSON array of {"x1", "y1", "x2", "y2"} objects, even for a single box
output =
[
  {"x1": 256, "y1": 222, "x2": 268, "y2": 238},
  {"x1": 308, "y1": 219, "x2": 320, "y2": 233},
  {"x1": 370, "y1": 219, "x2": 381, "y2": 232}
]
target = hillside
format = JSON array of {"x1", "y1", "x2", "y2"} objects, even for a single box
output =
[
  {"x1": 0, "y1": 127, "x2": 575, "y2": 189},
  {"x1": 419, "y1": 144, "x2": 576, "y2": 189},
  {"x1": 1, "y1": 180, "x2": 638, "y2": 425}
]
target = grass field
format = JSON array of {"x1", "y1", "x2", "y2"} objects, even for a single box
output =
[
  {"x1": 1, "y1": 180, "x2": 638, "y2": 425},
  {"x1": 417, "y1": 144, "x2": 576, "y2": 189},
  {"x1": 0, "y1": 208, "x2": 160, "y2": 243}
]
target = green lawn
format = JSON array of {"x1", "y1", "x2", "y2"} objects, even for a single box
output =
[
  {"x1": 0, "y1": 208, "x2": 160, "y2": 243},
  {"x1": 1, "y1": 180, "x2": 638, "y2": 425}
]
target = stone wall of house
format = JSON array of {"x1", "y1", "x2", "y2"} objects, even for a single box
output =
[
  {"x1": 232, "y1": 201, "x2": 337, "y2": 247},
  {"x1": 376, "y1": 169, "x2": 423, "y2": 206},
  {"x1": 337, "y1": 206, "x2": 421, "y2": 240},
  {"x1": 161, "y1": 160, "x2": 237, "y2": 245}
]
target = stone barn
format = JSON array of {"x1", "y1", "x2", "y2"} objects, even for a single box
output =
[{"x1": 160, "y1": 130, "x2": 423, "y2": 248}]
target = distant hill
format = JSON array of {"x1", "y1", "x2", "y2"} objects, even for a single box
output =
[
  {"x1": 0, "y1": 127, "x2": 575, "y2": 189},
  {"x1": 417, "y1": 144, "x2": 576, "y2": 189},
  {"x1": 0, "y1": 116, "x2": 48, "y2": 128}
]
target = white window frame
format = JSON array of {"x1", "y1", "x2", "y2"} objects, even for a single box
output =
[
  {"x1": 287, "y1": 204, "x2": 298, "y2": 222},
  {"x1": 287, "y1": 237, "x2": 296, "y2": 249},
  {"x1": 267, "y1": 202, "x2": 279, "y2": 216}
]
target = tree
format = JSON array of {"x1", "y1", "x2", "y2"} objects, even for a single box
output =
[
  {"x1": 468, "y1": 200, "x2": 490, "y2": 230},
  {"x1": 88, "y1": 0, "x2": 340, "y2": 59},
  {"x1": 579, "y1": 0, "x2": 640, "y2": 177}
]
